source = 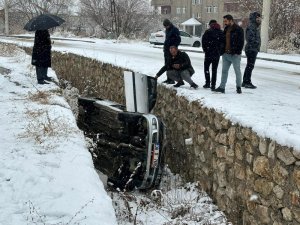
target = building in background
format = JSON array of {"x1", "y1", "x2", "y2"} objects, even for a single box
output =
[{"x1": 151, "y1": 0, "x2": 246, "y2": 35}]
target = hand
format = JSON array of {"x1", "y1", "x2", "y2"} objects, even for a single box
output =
[{"x1": 172, "y1": 64, "x2": 181, "y2": 69}]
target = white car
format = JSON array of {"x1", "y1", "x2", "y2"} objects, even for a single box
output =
[{"x1": 149, "y1": 30, "x2": 201, "y2": 47}]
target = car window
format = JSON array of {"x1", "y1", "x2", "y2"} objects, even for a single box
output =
[{"x1": 180, "y1": 31, "x2": 191, "y2": 37}]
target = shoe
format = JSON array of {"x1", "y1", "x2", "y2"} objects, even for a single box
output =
[
  {"x1": 212, "y1": 87, "x2": 225, "y2": 93},
  {"x1": 163, "y1": 79, "x2": 175, "y2": 84},
  {"x1": 38, "y1": 80, "x2": 50, "y2": 85},
  {"x1": 244, "y1": 83, "x2": 257, "y2": 89},
  {"x1": 191, "y1": 83, "x2": 199, "y2": 89},
  {"x1": 236, "y1": 87, "x2": 242, "y2": 94},
  {"x1": 44, "y1": 76, "x2": 53, "y2": 81},
  {"x1": 173, "y1": 81, "x2": 185, "y2": 87},
  {"x1": 242, "y1": 82, "x2": 246, "y2": 87},
  {"x1": 211, "y1": 85, "x2": 216, "y2": 90},
  {"x1": 203, "y1": 83, "x2": 210, "y2": 89}
]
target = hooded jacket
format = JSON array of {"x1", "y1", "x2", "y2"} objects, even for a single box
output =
[
  {"x1": 245, "y1": 12, "x2": 261, "y2": 53},
  {"x1": 164, "y1": 24, "x2": 181, "y2": 51},
  {"x1": 202, "y1": 23, "x2": 225, "y2": 59}
]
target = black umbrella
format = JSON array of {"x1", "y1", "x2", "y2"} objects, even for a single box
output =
[{"x1": 24, "y1": 13, "x2": 65, "y2": 31}]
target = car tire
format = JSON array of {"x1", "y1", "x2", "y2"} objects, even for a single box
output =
[{"x1": 192, "y1": 41, "x2": 201, "y2": 47}]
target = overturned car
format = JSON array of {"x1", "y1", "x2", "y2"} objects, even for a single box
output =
[{"x1": 78, "y1": 71, "x2": 166, "y2": 191}]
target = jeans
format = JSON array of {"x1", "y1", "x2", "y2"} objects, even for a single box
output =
[
  {"x1": 204, "y1": 57, "x2": 220, "y2": 86},
  {"x1": 219, "y1": 54, "x2": 242, "y2": 89},
  {"x1": 243, "y1": 50, "x2": 258, "y2": 84},
  {"x1": 36, "y1": 66, "x2": 48, "y2": 82},
  {"x1": 167, "y1": 69, "x2": 194, "y2": 85}
]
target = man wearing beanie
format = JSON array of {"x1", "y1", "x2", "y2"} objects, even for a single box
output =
[
  {"x1": 162, "y1": 19, "x2": 181, "y2": 84},
  {"x1": 202, "y1": 19, "x2": 225, "y2": 90}
]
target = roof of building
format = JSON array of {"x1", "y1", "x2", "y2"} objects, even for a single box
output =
[{"x1": 181, "y1": 18, "x2": 202, "y2": 26}]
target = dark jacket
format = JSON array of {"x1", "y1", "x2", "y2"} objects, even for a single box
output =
[
  {"x1": 164, "y1": 24, "x2": 181, "y2": 51},
  {"x1": 32, "y1": 30, "x2": 52, "y2": 67},
  {"x1": 156, "y1": 50, "x2": 194, "y2": 77},
  {"x1": 222, "y1": 23, "x2": 244, "y2": 55},
  {"x1": 245, "y1": 12, "x2": 261, "y2": 53},
  {"x1": 202, "y1": 23, "x2": 225, "y2": 59}
]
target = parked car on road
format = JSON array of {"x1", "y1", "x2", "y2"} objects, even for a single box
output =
[{"x1": 149, "y1": 30, "x2": 201, "y2": 47}]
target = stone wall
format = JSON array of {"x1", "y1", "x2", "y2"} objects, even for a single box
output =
[{"x1": 30, "y1": 50, "x2": 300, "y2": 225}]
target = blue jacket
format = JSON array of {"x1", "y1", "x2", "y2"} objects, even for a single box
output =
[
  {"x1": 245, "y1": 12, "x2": 261, "y2": 53},
  {"x1": 164, "y1": 24, "x2": 181, "y2": 51}
]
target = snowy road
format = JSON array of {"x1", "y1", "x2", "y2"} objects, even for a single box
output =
[{"x1": 1, "y1": 36, "x2": 300, "y2": 150}]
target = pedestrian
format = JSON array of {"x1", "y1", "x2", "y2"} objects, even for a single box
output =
[
  {"x1": 213, "y1": 15, "x2": 244, "y2": 94},
  {"x1": 155, "y1": 46, "x2": 198, "y2": 89},
  {"x1": 202, "y1": 19, "x2": 225, "y2": 90},
  {"x1": 32, "y1": 30, "x2": 53, "y2": 85},
  {"x1": 162, "y1": 19, "x2": 181, "y2": 84},
  {"x1": 242, "y1": 12, "x2": 261, "y2": 89}
]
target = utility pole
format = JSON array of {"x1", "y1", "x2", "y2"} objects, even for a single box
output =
[
  {"x1": 4, "y1": 0, "x2": 9, "y2": 35},
  {"x1": 110, "y1": 0, "x2": 118, "y2": 38},
  {"x1": 261, "y1": 0, "x2": 271, "y2": 52}
]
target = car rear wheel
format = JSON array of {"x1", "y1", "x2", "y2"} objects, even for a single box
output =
[{"x1": 193, "y1": 41, "x2": 201, "y2": 47}]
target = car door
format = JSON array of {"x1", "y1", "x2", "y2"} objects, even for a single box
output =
[{"x1": 180, "y1": 31, "x2": 192, "y2": 46}]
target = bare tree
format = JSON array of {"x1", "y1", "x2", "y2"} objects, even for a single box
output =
[
  {"x1": 237, "y1": 0, "x2": 299, "y2": 39},
  {"x1": 80, "y1": 0, "x2": 156, "y2": 38}
]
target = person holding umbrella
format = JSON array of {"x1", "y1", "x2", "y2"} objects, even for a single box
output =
[
  {"x1": 32, "y1": 29, "x2": 52, "y2": 84},
  {"x1": 24, "y1": 14, "x2": 65, "y2": 84}
]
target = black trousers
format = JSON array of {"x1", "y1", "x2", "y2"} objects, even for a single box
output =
[
  {"x1": 36, "y1": 66, "x2": 48, "y2": 82},
  {"x1": 204, "y1": 57, "x2": 220, "y2": 86},
  {"x1": 243, "y1": 51, "x2": 258, "y2": 84}
]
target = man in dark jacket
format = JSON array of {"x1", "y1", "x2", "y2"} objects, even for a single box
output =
[
  {"x1": 32, "y1": 30, "x2": 52, "y2": 84},
  {"x1": 202, "y1": 19, "x2": 225, "y2": 90},
  {"x1": 213, "y1": 14, "x2": 244, "y2": 94},
  {"x1": 162, "y1": 19, "x2": 181, "y2": 84},
  {"x1": 155, "y1": 46, "x2": 198, "y2": 89},
  {"x1": 242, "y1": 12, "x2": 261, "y2": 89}
]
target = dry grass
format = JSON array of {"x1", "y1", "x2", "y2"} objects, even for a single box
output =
[
  {"x1": 0, "y1": 42, "x2": 20, "y2": 57},
  {"x1": 28, "y1": 91, "x2": 51, "y2": 105}
]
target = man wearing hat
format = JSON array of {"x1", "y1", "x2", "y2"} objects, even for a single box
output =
[
  {"x1": 162, "y1": 19, "x2": 181, "y2": 84},
  {"x1": 242, "y1": 12, "x2": 262, "y2": 89},
  {"x1": 202, "y1": 19, "x2": 225, "y2": 90}
]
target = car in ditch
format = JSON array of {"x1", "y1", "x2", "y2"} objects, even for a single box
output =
[
  {"x1": 149, "y1": 30, "x2": 201, "y2": 47},
  {"x1": 77, "y1": 71, "x2": 166, "y2": 191}
]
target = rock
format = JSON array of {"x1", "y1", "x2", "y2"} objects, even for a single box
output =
[
  {"x1": 281, "y1": 207, "x2": 293, "y2": 221},
  {"x1": 235, "y1": 162, "x2": 245, "y2": 180},
  {"x1": 253, "y1": 156, "x2": 271, "y2": 178},
  {"x1": 228, "y1": 127, "x2": 236, "y2": 146},
  {"x1": 242, "y1": 127, "x2": 252, "y2": 140},
  {"x1": 273, "y1": 185, "x2": 284, "y2": 199},
  {"x1": 245, "y1": 141, "x2": 254, "y2": 153},
  {"x1": 235, "y1": 142, "x2": 243, "y2": 161},
  {"x1": 293, "y1": 169, "x2": 300, "y2": 190},
  {"x1": 216, "y1": 145, "x2": 227, "y2": 158},
  {"x1": 246, "y1": 153, "x2": 253, "y2": 164},
  {"x1": 277, "y1": 147, "x2": 296, "y2": 165},
  {"x1": 256, "y1": 205, "x2": 271, "y2": 224},
  {"x1": 293, "y1": 150, "x2": 300, "y2": 160},
  {"x1": 218, "y1": 132, "x2": 228, "y2": 145},
  {"x1": 259, "y1": 138, "x2": 268, "y2": 155},
  {"x1": 272, "y1": 163, "x2": 289, "y2": 185},
  {"x1": 254, "y1": 178, "x2": 274, "y2": 197},
  {"x1": 268, "y1": 140, "x2": 276, "y2": 159}
]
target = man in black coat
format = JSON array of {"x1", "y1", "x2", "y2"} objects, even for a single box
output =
[
  {"x1": 202, "y1": 19, "x2": 225, "y2": 90},
  {"x1": 155, "y1": 46, "x2": 198, "y2": 89},
  {"x1": 32, "y1": 30, "x2": 52, "y2": 84},
  {"x1": 242, "y1": 12, "x2": 261, "y2": 89},
  {"x1": 213, "y1": 14, "x2": 244, "y2": 94},
  {"x1": 162, "y1": 19, "x2": 181, "y2": 84}
]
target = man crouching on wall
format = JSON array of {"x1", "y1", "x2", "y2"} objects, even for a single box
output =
[{"x1": 155, "y1": 46, "x2": 199, "y2": 89}]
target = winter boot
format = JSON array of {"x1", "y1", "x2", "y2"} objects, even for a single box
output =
[
  {"x1": 244, "y1": 83, "x2": 257, "y2": 89},
  {"x1": 163, "y1": 78, "x2": 175, "y2": 84},
  {"x1": 203, "y1": 83, "x2": 210, "y2": 89},
  {"x1": 236, "y1": 87, "x2": 242, "y2": 94},
  {"x1": 38, "y1": 80, "x2": 50, "y2": 85},
  {"x1": 212, "y1": 87, "x2": 225, "y2": 93},
  {"x1": 191, "y1": 83, "x2": 199, "y2": 89},
  {"x1": 173, "y1": 80, "x2": 185, "y2": 87}
]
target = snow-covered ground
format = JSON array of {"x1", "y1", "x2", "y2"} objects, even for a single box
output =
[
  {"x1": 0, "y1": 45, "x2": 117, "y2": 225},
  {"x1": 0, "y1": 43, "x2": 230, "y2": 225},
  {"x1": 1, "y1": 36, "x2": 299, "y2": 151}
]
